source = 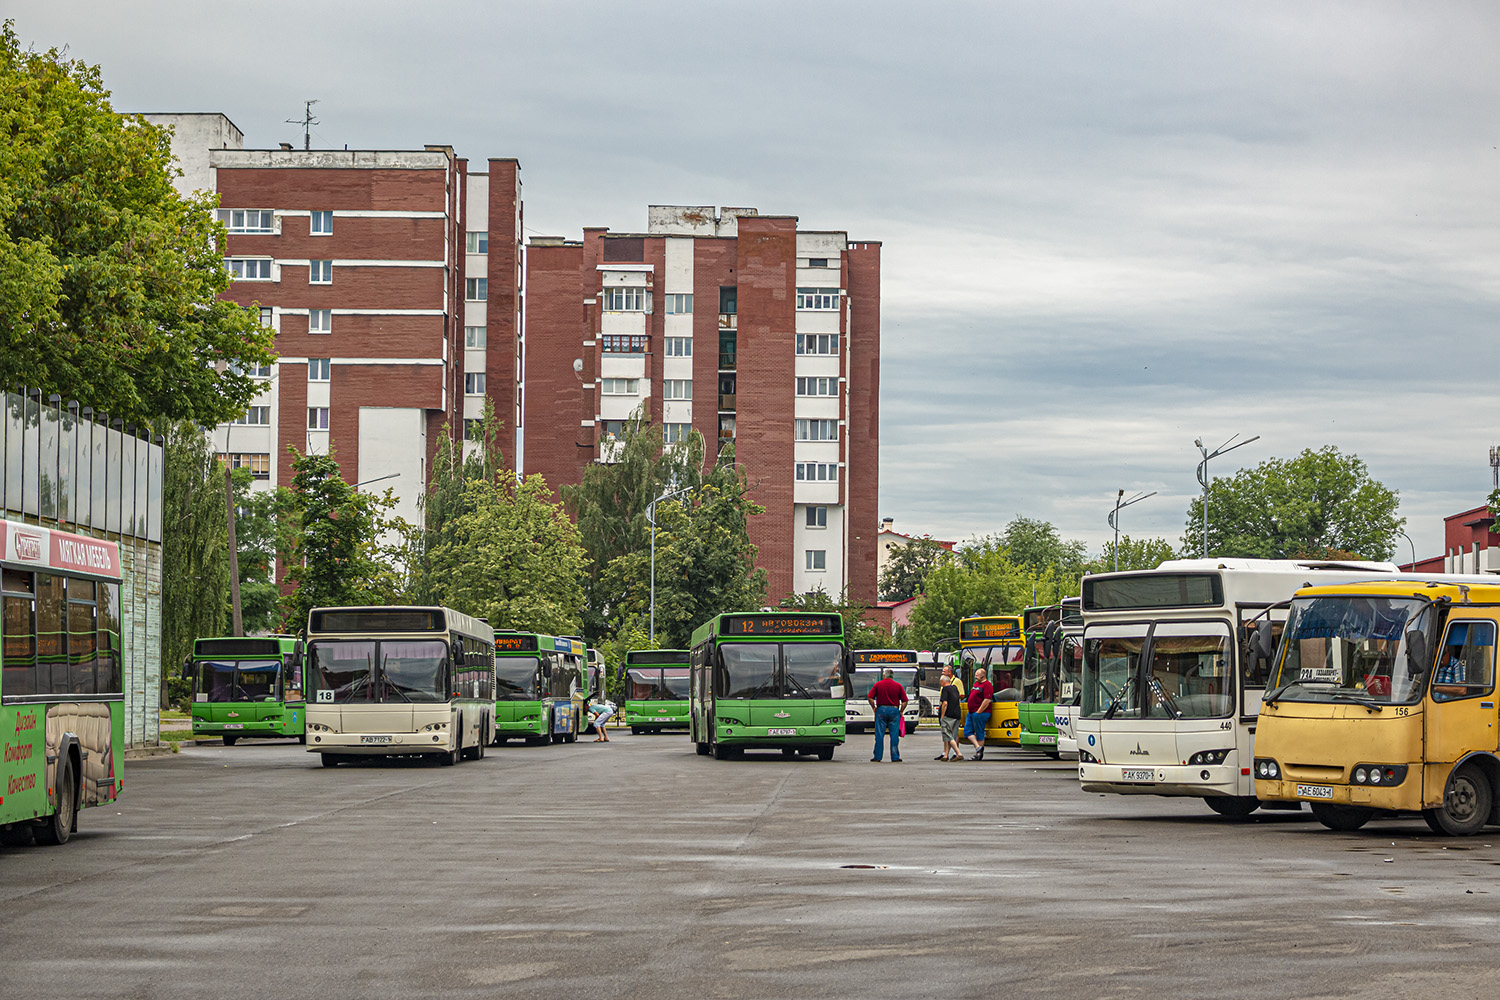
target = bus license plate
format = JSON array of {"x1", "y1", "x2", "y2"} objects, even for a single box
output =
[
  {"x1": 1038, "y1": 735, "x2": 1056, "y2": 744},
  {"x1": 360, "y1": 735, "x2": 393, "y2": 745},
  {"x1": 223, "y1": 724, "x2": 244, "y2": 729},
  {"x1": 767, "y1": 728, "x2": 797, "y2": 736},
  {"x1": 1297, "y1": 783, "x2": 1334, "y2": 800},
  {"x1": 1122, "y1": 768, "x2": 1154, "y2": 782}
]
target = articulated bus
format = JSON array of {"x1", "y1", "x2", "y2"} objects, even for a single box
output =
[
  {"x1": 185, "y1": 635, "x2": 305, "y2": 745},
  {"x1": 0, "y1": 519, "x2": 123, "y2": 847},
  {"x1": 1254, "y1": 576, "x2": 1500, "y2": 835},
  {"x1": 844, "y1": 649, "x2": 922, "y2": 733},
  {"x1": 492, "y1": 631, "x2": 588, "y2": 744},
  {"x1": 1075, "y1": 559, "x2": 1397, "y2": 816},
  {"x1": 304, "y1": 606, "x2": 495, "y2": 767},
  {"x1": 619, "y1": 649, "x2": 691, "y2": 733},
  {"x1": 956, "y1": 615, "x2": 1026, "y2": 746},
  {"x1": 689, "y1": 612, "x2": 848, "y2": 760}
]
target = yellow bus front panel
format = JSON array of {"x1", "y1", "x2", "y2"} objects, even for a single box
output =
[{"x1": 1255, "y1": 702, "x2": 1426, "y2": 812}]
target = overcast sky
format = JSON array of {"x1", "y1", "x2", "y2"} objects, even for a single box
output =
[{"x1": 15, "y1": 1, "x2": 1500, "y2": 561}]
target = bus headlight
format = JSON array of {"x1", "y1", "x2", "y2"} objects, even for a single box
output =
[
  {"x1": 1254, "y1": 758, "x2": 1280, "y2": 779},
  {"x1": 1079, "y1": 750, "x2": 1097, "y2": 764},
  {"x1": 1351, "y1": 764, "x2": 1407, "y2": 786}
]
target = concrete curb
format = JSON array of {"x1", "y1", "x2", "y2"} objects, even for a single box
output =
[{"x1": 125, "y1": 744, "x2": 179, "y2": 760}]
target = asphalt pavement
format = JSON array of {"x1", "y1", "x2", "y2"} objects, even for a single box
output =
[{"x1": 4, "y1": 728, "x2": 1499, "y2": 999}]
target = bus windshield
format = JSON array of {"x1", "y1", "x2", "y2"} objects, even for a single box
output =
[
  {"x1": 196, "y1": 660, "x2": 280, "y2": 702},
  {"x1": 720, "y1": 642, "x2": 845, "y2": 699},
  {"x1": 1268, "y1": 596, "x2": 1438, "y2": 707},
  {"x1": 849, "y1": 669, "x2": 917, "y2": 698},
  {"x1": 626, "y1": 668, "x2": 690, "y2": 700},
  {"x1": 311, "y1": 639, "x2": 449, "y2": 703},
  {"x1": 496, "y1": 657, "x2": 542, "y2": 700},
  {"x1": 1082, "y1": 624, "x2": 1234, "y2": 719}
]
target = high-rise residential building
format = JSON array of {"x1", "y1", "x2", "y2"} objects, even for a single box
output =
[
  {"x1": 524, "y1": 206, "x2": 881, "y2": 605},
  {"x1": 146, "y1": 114, "x2": 521, "y2": 529}
]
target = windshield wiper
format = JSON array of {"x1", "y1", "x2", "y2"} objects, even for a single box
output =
[
  {"x1": 1330, "y1": 692, "x2": 1384, "y2": 712},
  {"x1": 382, "y1": 680, "x2": 412, "y2": 703},
  {"x1": 1265, "y1": 678, "x2": 1335, "y2": 706},
  {"x1": 1102, "y1": 679, "x2": 1132, "y2": 720},
  {"x1": 783, "y1": 673, "x2": 812, "y2": 698}
]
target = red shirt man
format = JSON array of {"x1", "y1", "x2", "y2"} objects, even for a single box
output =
[{"x1": 868, "y1": 676, "x2": 909, "y2": 709}]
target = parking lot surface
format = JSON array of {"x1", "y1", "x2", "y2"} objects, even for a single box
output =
[{"x1": 4, "y1": 730, "x2": 1499, "y2": 999}]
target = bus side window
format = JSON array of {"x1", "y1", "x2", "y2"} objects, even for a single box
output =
[{"x1": 1433, "y1": 621, "x2": 1496, "y2": 701}]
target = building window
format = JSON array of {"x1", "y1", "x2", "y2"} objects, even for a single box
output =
[
  {"x1": 665, "y1": 293, "x2": 693, "y2": 314},
  {"x1": 217, "y1": 209, "x2": 274, "y2": 234},
  {"x1": 795, "y1": 333, "x2": 839, "y2": 355},
  {"x1": 807, "y1": 258, "x2": 829, "y2": 268},
  {"x1": 310, "y1": 211, "x2": 333, "y2": 236},
  {"x1": 797, "y1": 287, "x2": 839, "y2": 310},
  {"x1": 601, "y1": 420, "x2": 626, "y2": 441},
  {"x1": 795, "y1": 419, "x2": 838, "y2": 441},
  {"x1": 465, "y1": 325, "x2": 487, "y2": 348},
  {"x1": 719, "y1": 286, "x2": 737, "y2": 315},
  {"x1": 230, "y1": 406, "x2": 271, "y2": 426},
  {"x1": 464, "y1": 373, "x2": 487, "y2": 395},
  {"x1": 309, "y1": 358, "x2": 330, "y2": 382},
  {"x1": 221, "y1": 453, "x2": 271, "y2": 480},
  {"x1": 664, "y1": 336, "x2": 692, "y2": 357},
  {"x1": 805, "y1": 549, "x2": 827, "y2": 571},
  {"x1": 664, "y1": 422, "x2": 691, "y2": 445},
  {"x1": 603, "y1": 286, "x2": 647, "y2": 312},
  {"x1": 806, "y1": 506, "x2": 828, "y2": 528},
  {"x1": 227, "y1": 361, "x2": 273, "y2": 378},
  {"x1": 662, "y1": 379, "x2": 692, "y2": 400},
  {"x1": 225, "y1": 258, "x2": 273, "y2": 280},
  {"x1": 795, "y1": 462, "x2": 838, "y2": 482},
  {"x1": 466, "y1": 231, "x2": 488, "y2": 254},
  {"x1": 600, "y1": 378, "x2": 639, "y2": 395},
  {"x1": 463, "y1": 418, "x2": 483, "y2": 441},
  {"x1": 465, "y1": 277, "x2": 488, "y2": 301},
  {"x1": 310, "y1": 260, "x2": 332, "y2": 284},
  {"x1": 796, "y1": 376, "x2": 838, "y2": 396},
  {"x1": 308, "y1": 407, "x2": 329, "y2": 431},
  {"x1": 258, "y1": 306, "x2": 274, "y2": 328},
  {"x1": 309, "y1": 309, "x2": 332, "y2": 334},
  {"x1": 601, "y1": 334, "x2": 649, "y2": 354}
]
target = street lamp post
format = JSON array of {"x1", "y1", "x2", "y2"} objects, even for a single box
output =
[
  {"x1": 1195, "y1": 434, "x2": 1259, "y2": 558},
  {"x1": 1107, "y1": 489, "x2": 1157, "y2": 572},
  {"x1": 648, "y1": 485, "x2": 692, "y2": 642},
  {"x1": 1398, "y1": 530, "x2": 1418, "y2": 570}
]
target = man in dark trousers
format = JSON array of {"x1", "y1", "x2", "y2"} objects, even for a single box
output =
[{"x1": 867, "y1": 667, "x2": 909, "y2": 763}]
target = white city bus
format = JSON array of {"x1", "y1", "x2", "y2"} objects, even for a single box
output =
[
  {"x1": 844, "y1": 650, "x2": 922, "y2": 733},
  {"x1": 1075, "y1": 559, "x2": 1397, "y2": 817},
  {"x1": 305, "y1": 606, "x2": 495, "y2": 767}
]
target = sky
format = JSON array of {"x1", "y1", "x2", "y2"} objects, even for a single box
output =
[{"x1": 13, "y1": 1, "x2": 1500, "y2": 561}]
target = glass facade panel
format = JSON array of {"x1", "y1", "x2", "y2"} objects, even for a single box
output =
[
  {"x1": 135, "y1": 432, "x2": 149, "y2": 537},
  {"x1": 4, "y1": 395, "x2": 21, "y2": 513},
  {"x1": 59, "y1": 406, "x2": 76, "y2": 526},
  {"x1": 39, "y1": 400, "x2": 58, "y2": 520},
  {"x1": 118, "y1": 432, "x2": 135, "y2": 537},
  {"x1": 22, "y1": 394, "x2": 39, "y2": 518},
  {"x1": 104, "y1": 424, "x2": 121, "y2": 533}
]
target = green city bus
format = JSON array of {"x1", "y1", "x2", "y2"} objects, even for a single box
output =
[
  {"x1": 184, "y1": 635, "x2": 305, "y2": 745},
  {"x1": 689, "y1": 612, "x2": 848, "y2": 760},
  {"x1": 0, "y1": 519, "x2": 124, "y2": 847},
  {"x1": 492, "y1": 631, "x2": 588, "y2": 745},
  {"x1": 619, "y1": 649, "x2": 690, "y2": 734},
  {"x1": 1017, "y1": 601, "x2": 1081, "y2": 758}
]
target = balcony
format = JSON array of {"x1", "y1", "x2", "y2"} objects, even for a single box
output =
[
  {"x1": 718, "y1": 313, "x2": 736, "y2": 331},
  {"x1": 718, "y1": 353, "x2": 736, "y2": 371},
  {"x1": 718, "y1": 393, "x2": 736, "y2": 412}
]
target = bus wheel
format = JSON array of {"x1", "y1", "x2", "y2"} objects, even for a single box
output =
[
  {"x1": 816, "y1": 747, "x2": 835, "y2": 761},
  {"x1": 297, "y1": 734, "x2": 307, "y2": 745},
  {"x1": 1310, "y1": 802, "x2": 1373, "y2": 832},
  {"x1": 223, "y1": 736, "x2": 238, "y2": 747},
  {"x1": 782, "y1": 748, "x2": 796, "y2": 757},
  {"x1": 713, "y1": 741, "x2": 734, "y2": 760},
  {"x1": 1044, "y1": 751, "x2": 1061, "y2": 761},
  {"x1": 1204, "y1": 796, "x2": 1260, "y2": 819},
  {"x1": 631, "y1": 726, "x2": 642, "y2": 736},
  {"x1": 1424, "y1": 764, "x2": 1492, "y2": 836},
  {"x1": 695, "y1": 741, "x2": 710, "y2": 756},
  {"x1": 320, "y1": 753, "x2": 340, "y2": 768},
  {"x1": 0, "y1": 825, "x2": 33, "y2": 847},
  {"x1": 36, "y1": 758, "x2": 77, "y2": 846}
]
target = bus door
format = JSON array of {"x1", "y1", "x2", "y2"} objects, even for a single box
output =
[
  {"x1": 1425, "y1": 618, "x2": 1499, "y2": 790},
  {"x1": 1236, "y1": 603, "x2": 1289, "y2": 721}
]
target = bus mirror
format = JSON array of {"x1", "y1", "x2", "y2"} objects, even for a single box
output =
[
  {"x1": 1405, "y1": 630, "x2": 1429, "y2": 677},
  {"x1": 181, "y1": 655, "x2": 191, "y2": 679},
  {"x1": 451, "y1": 640, "x2": 464, "y2": 666},
  {"x1": 1249, "y1": 620, "x2": 1274, "y2": 664}
]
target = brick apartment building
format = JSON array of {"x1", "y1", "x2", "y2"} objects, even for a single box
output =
[
  {"x1": 147, "y1": 113, "x2": 522, "y2": 529},
  {"x1": 524, "y1": 206, "x2": 881, "y2": 605}
]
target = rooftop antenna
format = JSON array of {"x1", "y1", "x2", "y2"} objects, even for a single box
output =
[{"x1": 286, "y1": 99, "x2": 319, "y2": 150}]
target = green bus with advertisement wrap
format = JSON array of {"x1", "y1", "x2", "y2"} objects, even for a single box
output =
[
  {"x1": 689, "y1": 612, "x2": 848, "y2": 760},
  {"x1": 619, "y1": 649, "x2": 690, "y2": 733},
  {"x1": 492, "y1": 631, "x2": 588, "y2": 745},
  {"x1": 0, "y1": 519, "x2": 125, "y2": 847},
  {"x1": 185, "y1": 635, "x2": 306, "y2": 744}
]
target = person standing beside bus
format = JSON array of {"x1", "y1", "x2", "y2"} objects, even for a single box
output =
[
  {"x1": 963, "y1": 666, "x2": 994, "y2": 761},
  {"x1": 867, "y1": 668, "x2": 909, "y2": 763},
  {"x1": 935, "y1": 664, "x2": 965, "y2": 761}
]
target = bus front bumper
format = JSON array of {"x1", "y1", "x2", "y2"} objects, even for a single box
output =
[
  {"x1": 717, "y1": 723, "x2": 844, "y2": 747},
  {"x1": 1255, "y1": 777, "x2": 1418, "y2": 811},
  {"x1": 306, "y1": 731, "x2": 454, "y2": 755},
  {"x1": 193, "y1": 720, "x2": 290, "y2": 737},
  {"x1": 626, "y1": 713, "x2": 689, "y2": 727},
  {"x1": 1079, "y1": 761, "x2": 1243, "y2": 797}
]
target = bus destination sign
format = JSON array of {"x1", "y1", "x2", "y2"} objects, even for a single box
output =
[
  {"x1": 960, "y1": 617, "x2": 1021, "y2": 642},
  {"x1": 493, "y1": 634, "x2": 539, "y2": 653},
  {"x1": 722, "y1": 614, "x2": 841, "y2": 637},
  {"x1": 852, "y1": 650, "x2": 918, "y2": 664},
  {"x1": 626, "y1": 650, "x2": 691, "y2": 664}
]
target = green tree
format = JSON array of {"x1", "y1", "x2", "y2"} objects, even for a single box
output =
[
  {"x1": 985, "y1": 517, "x2": 1088, "y2": 579},
  {"x1": 878, "y1": 536, "x2": 950, "y2": 601},
  {"x1": 1084, "y1": 536, "x2": 1177, "y2": 576},
  {"x1": 227, "y1": 467, "x2": 280, "y2": 634},
  {"x1": 0, "y1": 23, "x2": 275, "y2": 424},
  {"x1": 1182, "y1": 446, "x2": 1403, "y2": 560},
  {"x1": 600, "y1": 622, "x2": 653, "y2": 705},
  {"x1": 276, "y1": 448, "x2": 407, "y2": 632},
  {"x1": 778, "y1": 587, "x2": 893, "y2": 650},
  {"x1": 158, "y1": 421, "x2": 229, "y2": 705},
  {"x1": 903, "y1": 545, "x2": 1073, "y2": 651}
]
